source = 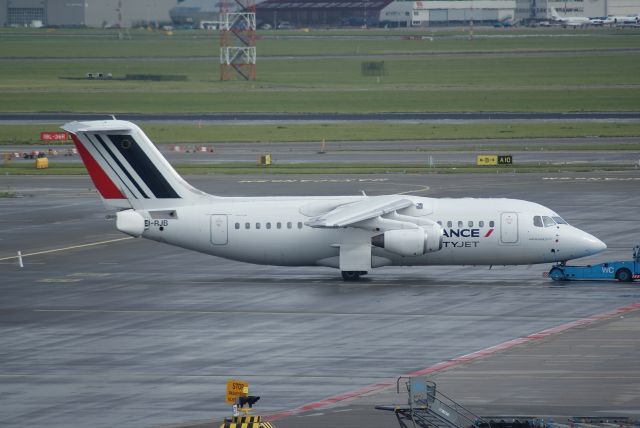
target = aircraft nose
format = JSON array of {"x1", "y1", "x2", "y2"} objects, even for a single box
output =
[{"x1": 581, "y1": 231, "x2": 607, "y2": 255}]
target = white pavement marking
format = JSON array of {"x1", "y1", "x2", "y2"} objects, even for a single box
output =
[
  {"x1": 396, "y1": 184, "x2": 431, "y2": 195},
  {"x1": 0, "y1": 237, "x2": 133, "y2": 261},
  {"x1": 237, "y1": 178, "x2": 389, "y2": 184},
  {"x1": 543, "y1": 177, "x2": 640, "y2": 181}
]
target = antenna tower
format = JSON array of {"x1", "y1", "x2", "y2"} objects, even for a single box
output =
[{"x1": 219, "y1": 0, "x2": 257, "y2": 80}]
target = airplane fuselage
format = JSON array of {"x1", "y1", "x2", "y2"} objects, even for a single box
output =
[{"x1": 139, "y1": 195, "x2": 603, "y2": 268}]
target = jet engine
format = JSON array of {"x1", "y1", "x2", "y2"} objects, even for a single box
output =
[{"x1": 371, "y1": 226, "x2": 443, "y2": 257}]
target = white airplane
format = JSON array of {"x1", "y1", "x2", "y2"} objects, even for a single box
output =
[
  {"x1": 550, "y1": 7, "x2": 592, "y2": 27},
  {"x1": 603, "y1": 14, "x2": 639, "y2": 26},
  {"x1": 62, "y1": 120, "x2": 607, "y2": 281}
]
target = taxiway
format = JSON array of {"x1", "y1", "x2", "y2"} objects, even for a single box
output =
[{"x1": 1, "y1": 172, "x2": 639, "y2": 427}]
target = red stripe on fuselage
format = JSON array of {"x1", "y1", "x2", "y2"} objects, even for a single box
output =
[
  {"x1": 71, "y1": 134, "x2": 125, "y2": 199},
  {"x1": 484, "y1": 228, "x2": 494, "y2": 237}
]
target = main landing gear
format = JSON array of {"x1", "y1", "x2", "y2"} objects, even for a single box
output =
[{"x1": 341, "y1": 271, "x2": 367, "y2": 281}]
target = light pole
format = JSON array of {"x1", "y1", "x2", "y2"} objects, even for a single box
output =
[
  {"x1": 363, "y1": 0, "x2": 368, "y2": 28},
  {"x1": 469, "y1": 0, "x2": 474, "y2": 40}
]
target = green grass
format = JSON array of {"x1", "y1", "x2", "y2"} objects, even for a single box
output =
[
  {"x1": 1, "y1": 28, "x2": 640, "y2": 113},
  {"x1": 2, "y1": 88, "x2": 640, "y2": 113},
  {"x1": 0, "y1": 161, "x2": 635, "y2": 176},
  {"x1": 4, "y1": 54, "x2": 639, "y2": 91},
  {"x1": 2, "y1": 122, "x2": 640, "y2": 145},
  {"x1": 2, "y1": 28, "x2": 640, "y2": 58},
  {"x1": 1, "y1": 29, "x2": 637, "y2": 180},
  {"x1": 140, "y1": 122, "x2": 640, "y2": 144}
]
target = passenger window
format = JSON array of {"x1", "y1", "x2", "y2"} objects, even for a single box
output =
[
  {"x1": 287, "y1": 222, "x2": 292, "y2": 229},
  {"x1": 489, "y1": 221, "x2": 495, "y2": 227},
  {"x1": 297, "y1": 222, "x2": 303, "y2": 229},
  {"x1": 542, "y1": 216, "x2": 556, "y2": 227},
  {"x1": 479, "y1": 221, "x2": 484, "y2": 228},
  {"x1": 533, "y1": 216, "x2": 543, "y2": 227},
  {"x1": 256, "y1": 222, "x2": 261, "y2": 229},
  {"x1": 468, "y1": 221, "x2": 473, "y2": 227},
  {"x1": 447, "y1": 221, "x2": 452, "y2": 228},
  {"x1": 266, "y1": 222, "x2": 271, "y2": 229},
  {"x1": 277, "y1": 222, "x2": 282, "y2": 229},
  {"x1": 245, "y1": 222, "x2": 250, "y2": 229},
  {"x1": 458, "y1": 221, "x2": 463, "y2": 227},
  {"x1": 235, "y1": 223, "x2": 240, "y2": 230}
]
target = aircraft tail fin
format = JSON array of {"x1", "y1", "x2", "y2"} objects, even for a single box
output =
[
  {"x1": 550, "y1": 7, "x2": 561, "y2": 19},
  {"x1": 62, "y1": 120, "x2": 208, "y2": 210}
]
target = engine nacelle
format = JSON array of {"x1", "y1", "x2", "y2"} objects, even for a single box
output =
[
  {"x1": 372, "y1": 226, "x2": 442, "y2": 257},
  {"x1": 423, "y1": 224, "x2": 444, "y2": 253}
]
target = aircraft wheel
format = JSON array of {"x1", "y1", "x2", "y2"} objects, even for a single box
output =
[
  {"x1": 616, "y1": 268, "x2": 632, "y2": 282},
  {"x1": 341, "y1": 271, "x2": 361, "y2": 281},
  {"x1": 549, "y1": 267, "x2": 566, "y2": 281}
]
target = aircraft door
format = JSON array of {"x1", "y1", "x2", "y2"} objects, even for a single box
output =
[
  {"x1": 500, "y1": 212, "x2": 519, "y2": 244},
  {"x1": 210, "y1": 214, "x2": 228, "y2": 245}
]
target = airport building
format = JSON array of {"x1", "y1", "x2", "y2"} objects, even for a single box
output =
[
  {"x1": 380, "y1": 0, "x2": 516, "y2": 27},
  {"x1": 169, "y1": 0, "x2": 218, "y2": 28},
  {"x1": 256, "y1": 0, "x2": 393, "y2": 27},
  {"x1": 255, "y1": 0, "x2": 518, "y2": 27},
  {"x1": 256, "y1": 0, "x2": 639, "y2": 28},
  {"x1": 1, "y1": 0, "x2": 636, "y2": 27},
  {"x1": 609, "y1": 0, "x2": 640, "y2": 15},
  {"x1": 0, "y1": 0, "x2": 176, "y2": 28}
]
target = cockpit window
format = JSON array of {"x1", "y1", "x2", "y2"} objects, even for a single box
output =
[
  {"x1": 552, "y1": 216, "x2": 568, "y2": 225},
  {"x1": 542, "y1": 216, "x2": 556, "y2": 227},
  {"x1": 533, "y1": 216, "x2": 543, "y2": 227}
]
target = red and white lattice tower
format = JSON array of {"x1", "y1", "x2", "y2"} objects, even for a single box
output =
[{"x1": 219, "y1": 0, "x2": 256, "y2": 81}]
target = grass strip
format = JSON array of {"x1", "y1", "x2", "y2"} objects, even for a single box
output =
[
  {"x1": 2, "y1": 89, "x2": 640, "y2": 113},
  {"x1": 2, "y1": 28, "x2": 640, "y2": 58},
  {"x1": 1, "y1": 162, "x2": 635, "y2": 176},
  {"x1": 2, "y1": 122, "x2": 640, "y2": 145}
]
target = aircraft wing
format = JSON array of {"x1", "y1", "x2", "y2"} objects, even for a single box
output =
[{"x1": 306, "y1": 195, "x2": 414, "y2": 228}]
